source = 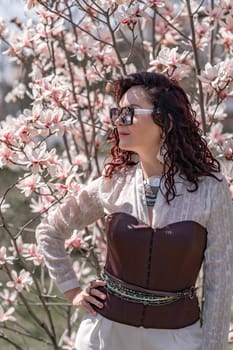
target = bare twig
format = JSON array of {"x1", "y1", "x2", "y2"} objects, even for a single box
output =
[{"x1": 185, "y1": 0, "x2": 207, "y2": 134}]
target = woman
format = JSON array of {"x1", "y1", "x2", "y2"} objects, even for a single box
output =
[{"x1": 36, "y1": 72, "x2": 233, "y2": 350}]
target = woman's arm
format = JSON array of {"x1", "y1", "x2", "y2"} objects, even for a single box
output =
[
  {"x1": 202, "y1": 176, "x2": 233, "y2": 350},
  {"x1": 35, "y1": 177, "x2": 105, "y2": 293}
]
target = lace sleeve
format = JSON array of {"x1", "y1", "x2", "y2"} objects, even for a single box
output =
[
  {"x1": 202, "y1": 177, "x2": 233, "y2": 350},
  {"x1": 35, "y1": 177, "x2": 105, "y2": 292}
]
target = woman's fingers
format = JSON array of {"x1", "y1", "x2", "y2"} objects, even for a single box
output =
[
  {"x1": 89, "y1": 279, "x2": 107, "y2": 299},
  {"x1": 90, "y1": 287, "x2": 106, "y2": 300},
  {"x1": 72, "y1": 278, "x2": 107, "y2": 316},
  {"x1": 72, "y1": 291, "x2": 97, "y2": 316},
  {"x1": 90, "y1": 279, "x2": 107, "y2": 288},
  {"x1": 85, "y1": 293, "x2": 105, "y2": 309}
]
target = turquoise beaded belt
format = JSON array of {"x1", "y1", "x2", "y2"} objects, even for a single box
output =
[{"x1": 101, "y1": 271, "x2": 196, "y2": 307}]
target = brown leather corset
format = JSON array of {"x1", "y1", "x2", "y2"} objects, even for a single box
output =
[{"x1": 95, "y1": 212, "x2": 207, "y2": 329}]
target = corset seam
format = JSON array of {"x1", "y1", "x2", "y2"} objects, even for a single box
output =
[
  {"x1": 140, "y1": 228, "x2": 155, "y2": 325},
  {"x1": 146, "y1": 229, "x2": 155, "y2": 288}
]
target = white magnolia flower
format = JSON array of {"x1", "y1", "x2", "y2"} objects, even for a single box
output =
[
  {"x1": 0, "y1": 247, "x2": 14, "y2": 265},
  {"x1": 0, "y1": 305, "x2": 16, "y2": 322},
  {"x1": 7, "y1": 269, "x2": 33, "y2": 292}
]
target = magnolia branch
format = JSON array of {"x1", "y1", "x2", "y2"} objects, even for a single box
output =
[{"x1": 185, "y1": 0, "x2": 207, "y2": 134}]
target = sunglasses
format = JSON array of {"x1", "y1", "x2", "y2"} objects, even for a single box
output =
[{"x1": 109, "y1": 106, "x2": 154, "y2": 126}]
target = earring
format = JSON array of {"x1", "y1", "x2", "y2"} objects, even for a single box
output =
[{"x1": 156, "y1": 144, "x2": 166, "y2": 164}]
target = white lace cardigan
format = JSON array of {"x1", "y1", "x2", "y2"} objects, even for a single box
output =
[{"x1": 36, "y1": 163, "x2": 233, "y2": 350}]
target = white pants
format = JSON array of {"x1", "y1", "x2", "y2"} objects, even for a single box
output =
[{"x1": 75, "y1": 313, "x2": 202, "y2": 350}]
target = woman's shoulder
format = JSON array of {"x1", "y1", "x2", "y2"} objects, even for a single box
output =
[
  {"x1": 175, "y1": 171, "x2": 225, "y2": 192},
  {"x1": 199, "y1": 171, "x2": 226, "y2": 188},
  {"x1": 198, "y1": 172, "x2": 231, "y2": 202}
]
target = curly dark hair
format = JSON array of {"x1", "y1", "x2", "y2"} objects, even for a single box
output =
[{"x1": 104, "y1": 72, "x2": 220, "y2": 203}]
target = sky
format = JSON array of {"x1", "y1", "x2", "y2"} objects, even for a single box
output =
[
  {"x1": 0, "y1": 0, "x2": 27, "y2": 22},
  {"x1": 0, "y1": 0, "x2": 31, "y2": 84}
]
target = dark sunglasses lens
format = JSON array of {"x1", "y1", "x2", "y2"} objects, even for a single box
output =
[
  {"x1": 109, "y1": 107, "x2": 134, "y2": 126},
  {"x1": 121, "y1": 115, "x2": 132, "y2": 125},
  {"x1": 121, "y1": 107, "x2": 133, "y2": 125},
  {"x1": 110, "y1": 108, "x2": 119, "y2": 126}
]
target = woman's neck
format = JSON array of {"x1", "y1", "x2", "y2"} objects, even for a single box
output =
[{"x1": 140, "y1": 156, "x2": 164, "y2": 179}]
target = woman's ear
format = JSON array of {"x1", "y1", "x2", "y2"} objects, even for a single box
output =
[{"x1": 152, "y1": 107, "x2": 162, "y2": 126}]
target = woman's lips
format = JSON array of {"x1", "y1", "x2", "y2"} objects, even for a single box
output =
[{"x1": 118, "y1": 132, "x2": 130, "y2": 136}]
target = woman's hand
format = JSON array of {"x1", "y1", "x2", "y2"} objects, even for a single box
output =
[{"x1": 65, "y1": 279, "x2": 107, "y2": 316}]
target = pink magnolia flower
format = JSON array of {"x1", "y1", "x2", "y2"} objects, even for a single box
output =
[
  {"x1": 7, "y1": 269, "x2": 33, "y2": 292},
  {"x1": 4, "y1": 83, "x2": 26, "y2": 103},
  {"x1": 62, "y1": 331, "x2": 76, "y2": 350},
  {"x1": 0, "y1": 305, "x2": 16, "y2": 322},
  {"x1": 221, "y1": 0, "x2": 232, "y2": 10},
  {"x1": 193, "y1": 20, "x2": 211, "y2": 50},
  {"x1": 0, "y1": 123, "x2": 16, "y2": 145},
  {"x1": 208, "y1": 122, "x2": 225, "y2": 144},
  {"x1": 222, "y1": 140, "x2": 233, "y2": 160},
  {"x1": 16, "y1": 125, "x2": 31, "y2": 143},
  {"x1": 37, "y1": 8, "x2": 59, "y2": 23},
  {"x1": 24, "y1": 142, "x2": 60, "y2": 174},
  {"x1": 221, "y1": 13, "x2": 233, "y2": 32},
  {"x1": 67, "y1": 178, "x2": 81, "y2": 195},
  {"x1": 149, "y1": 47, "x2": 190, "y2": 79},
  {"x1": 47, "y1": 172, "x2": 77, "y2": 196},
  {"x1": 195, "y1": 20, "x2": 210, "y2": 38},
  {"x1": 206, "y1": 103, "x2": 227, "y2": 123},
  {"x1": 4, "y1": 112, "x2": 37, "y2": 144},
  {"x1": 149, "y1": 0, "x2": 165, "y2": 7},
  {"x1": 30, "y1": 197, "x2": 48, "y2": 214},
  {"x1": 119, "y1": 4, "x2": 142, "y2": 27},
  {"x1": 0, "y1": 247, "x2": 14, "y2": 265},
  {"x1": 168, "y1": 65, "x2": 191, "y2": 81},
  {"x1": 75, "y1": 41, "x2": 93, "y2": 61},
  {"x1": 35, "y1": 108, "x2": 68, "y2": 137},
  {"x1": 95, "y1": 48, "x2": 119, "y2": 68},
  {"x1": 16, "y1": 173, "x2": 42, "y2": 197},
  {"x1": 198, "y1": 62, "x2": 233, "y2": 93},
  {"x1": 54, "y1": 163, "x2": 73, "y2": 181},
  {"x1": 152, "y1": 47, "x2": 184, "y2": 67},
  {"x1": 0, "y1": 289, "x2": 18, "y2": 306},
  {"x1": 22, "y1": 244, "x2": 44, "y2": 266},
  {"x1": 23, "y1": 106, "x2": 40, "y2": 124},
  {"x1": 97, "y1": 0, "x2": 129, "y2": 6},
  {"x1": 219, "y1": 27, "x2": 233, "y2": 50},
  {"x1": 208, "y1": 7, "x2": 223, "y2": 22},
  {"x1": 73, "y1": 154, "x2": 88, "y2": 168},
  {"x1": 31, "y1": 76, "x2": 70, "y2": 108},
  {"x1": 198, "y1": 62, "x2": 220, "y2": 84},
  {"x1": 0, "y1": 144, "x2": 19, "y2": 168},
  {"x1": 26, "y1": 0, "x2": 38, "y2": 10},
  {"x1": 48, "y1": 182, "x2": 69, "y2": 193}
]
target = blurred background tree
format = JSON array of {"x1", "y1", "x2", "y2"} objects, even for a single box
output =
[{"x1": 0, "y1": 0, "x2": 233, "y2": 349}]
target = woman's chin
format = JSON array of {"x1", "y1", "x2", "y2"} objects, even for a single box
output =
[{"x1": 119, "y1": 143, "x2": 134, "y2": 152}]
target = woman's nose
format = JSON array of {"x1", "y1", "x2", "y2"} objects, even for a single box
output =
[{"x1": 115, "y1": 116, "x2": 124, "y2": 126}]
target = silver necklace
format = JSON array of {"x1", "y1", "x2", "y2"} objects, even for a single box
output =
[{"x1": 143, "y1": 176, "x2": 160, "y2": 207}]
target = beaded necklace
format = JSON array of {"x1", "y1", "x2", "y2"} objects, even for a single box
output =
[{"x1": 143, "y1": 176, "x2": 160, "y2": 207}]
